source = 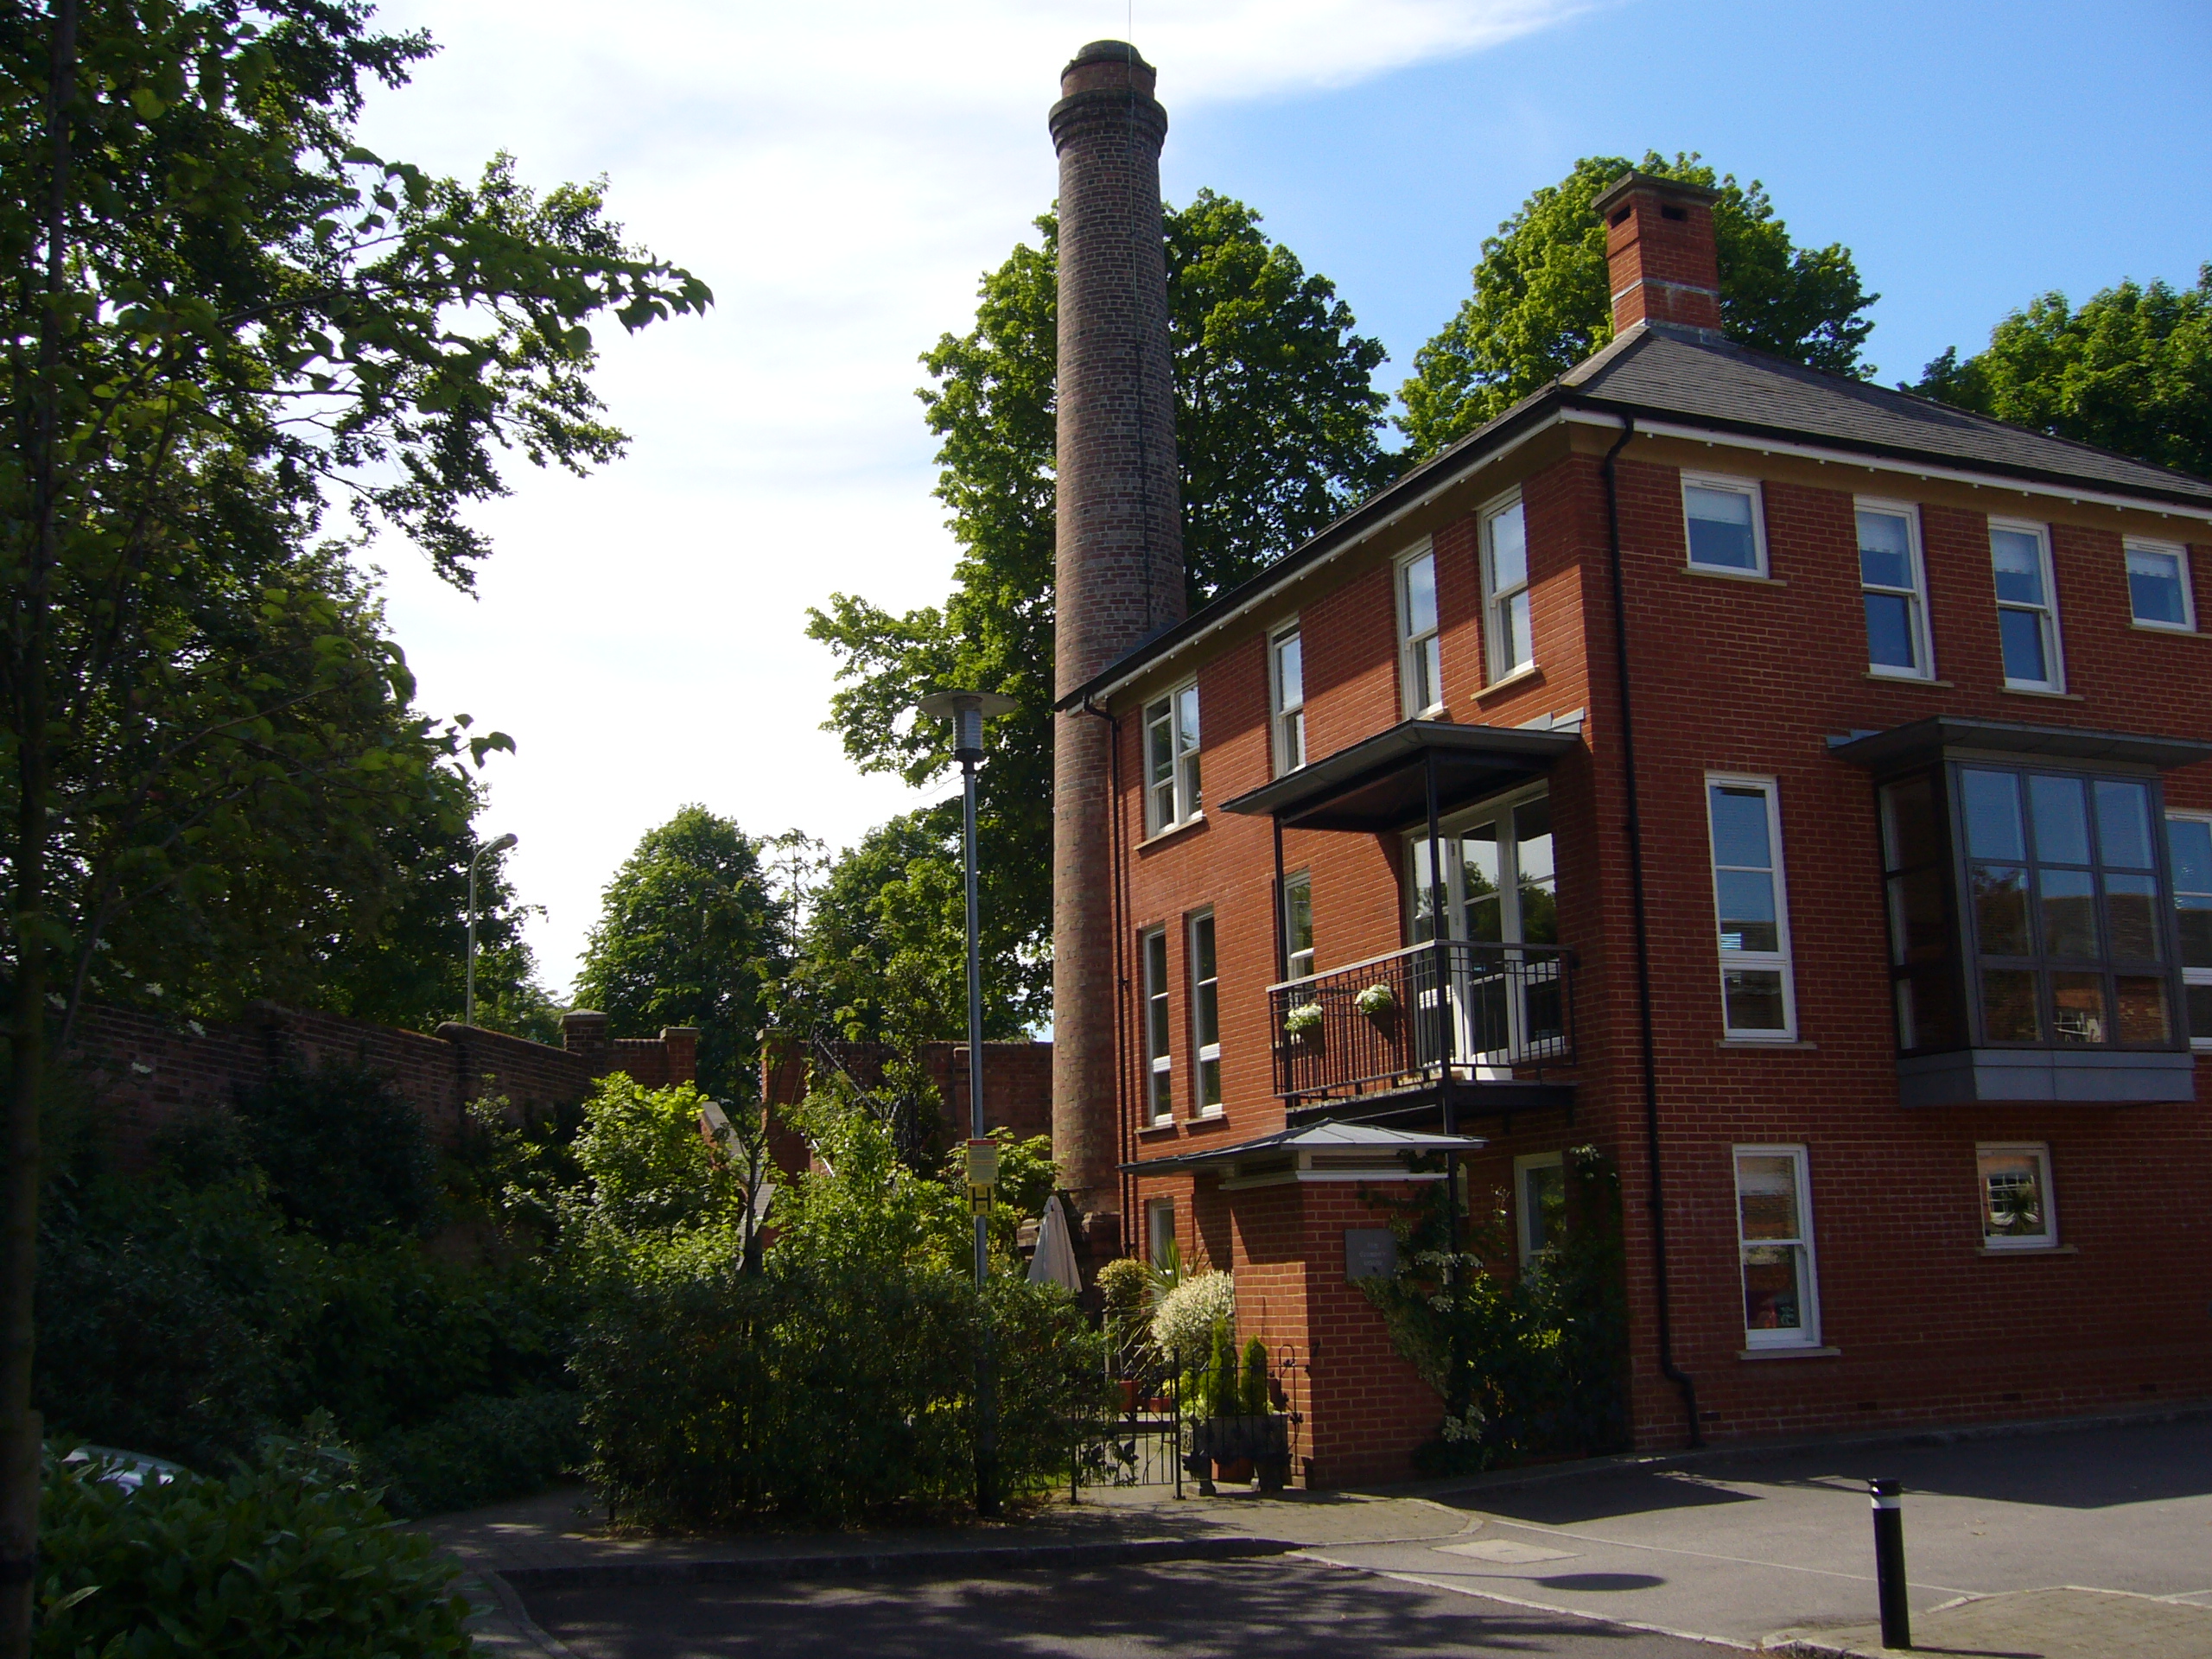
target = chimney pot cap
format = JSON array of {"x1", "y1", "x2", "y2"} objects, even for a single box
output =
[
  {"x1": 1066, "y1": 39, "x2": 1153, "y2": 72},
  {"x1": 1592, "y1": 169, "x2": 1722, "y2": 220}
]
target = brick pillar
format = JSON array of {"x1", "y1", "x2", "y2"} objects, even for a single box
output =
[
  {"x1": 660, "y1": 1027, "x2": 701, "y2": 1086},
  {"x1": 1592, "y1": 169, "x2": 1724, "y2": 335},
  {"x1": 1049, "y1": 41, "x2": 1185, "y2": 1227},
  {"x1": 561, "y1": 1009, "x2": 610, "y2": 1075}
]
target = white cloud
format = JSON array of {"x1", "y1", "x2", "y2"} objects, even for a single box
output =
[{"x1": 353, "y1": 0, "x2": 1584, "y2": 996}]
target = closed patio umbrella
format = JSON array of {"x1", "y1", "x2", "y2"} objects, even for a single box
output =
[{"x1": 1027, "y1": 1192, "x2": 1082, "y2": 1291}]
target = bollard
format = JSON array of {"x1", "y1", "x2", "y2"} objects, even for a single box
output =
[{"x1": 1869, "y1": 1478, "x2": 1911, "y2": 1650}]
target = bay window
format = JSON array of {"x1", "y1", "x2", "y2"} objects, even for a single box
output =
[{"x1": 2170, "y1": 813, "x2": 2212, "y2": 1046}]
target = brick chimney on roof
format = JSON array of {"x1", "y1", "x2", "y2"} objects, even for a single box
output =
[
  {"x1": 1049, "y1": 41, "x2": 1184, "y2": 1234},
  {"x1": 1593, "y1": 170, "x2": 1724, "y2": 337}
]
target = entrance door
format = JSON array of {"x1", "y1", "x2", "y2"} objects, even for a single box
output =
[{"x1": 1409, "y1": 791, "x2": 1562, "y2": 1069}]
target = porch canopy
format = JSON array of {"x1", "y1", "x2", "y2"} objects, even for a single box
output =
[
  {"x1": 1122, "y1": 1121, "x2": 1487, "y2": 1186},
  {"x1": 1220, "y1": 718, "x2": 1581, "y2": 834}
]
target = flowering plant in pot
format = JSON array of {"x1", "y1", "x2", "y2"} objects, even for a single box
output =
[
  {"x1": 1355, "y1": 981, "x2": 1397, "y2": 1019},
  {"x1": 1283, "y1": 1001, "x2": 1323, "y2": 1040}
]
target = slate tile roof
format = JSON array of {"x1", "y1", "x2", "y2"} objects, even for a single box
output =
[{"x1": 1562, "y1": 322, "x2": 2212, "y2": 505}]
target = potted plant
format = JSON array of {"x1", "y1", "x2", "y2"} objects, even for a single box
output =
[
  {"x1": 1355, "y1": 981, "x2": 1397, "y2": 1019},
  {"x1": 1283, "y1": 1001, "x2": 1323, "y2": 1041},
  {"x1": 1187, "y1": 1329, "x2": 1294, "y2": 1493}
]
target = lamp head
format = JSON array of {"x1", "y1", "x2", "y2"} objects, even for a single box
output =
[
  {"x1": 918, "y1": 690, "x2": 1017, "y2": 763},
  {"x1": 488, "y1": 832, "x2": 519, "y2": 855}
]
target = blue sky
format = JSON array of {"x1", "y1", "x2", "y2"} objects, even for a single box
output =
[
  {"x1": 353, "y1": 0, "x2": 2210, "y2": 995},
  {"x1": 1176, "y1": 0, "x2": 2212, "y2": 399}
]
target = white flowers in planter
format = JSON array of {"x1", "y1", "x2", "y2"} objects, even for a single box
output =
[
  {"x1": 1150, "y1": 1268, "x2": 1235, "y2": 1367},
  {"x1": 1355, "y1": 981, "x2": 1397, "y2": 1018},
  {"x1": 1282, "y1": 1001, "x2": 1323, "y2": 1038}
]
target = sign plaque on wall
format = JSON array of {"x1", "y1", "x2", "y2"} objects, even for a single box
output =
[{"x1": 1344, "y1": 1229, "x2": 1398, "y2": 1283}]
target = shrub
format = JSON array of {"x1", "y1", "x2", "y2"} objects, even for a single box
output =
[
  {"x1": 1363, "y1": 1147, "x2": 1630, "y2": 1471},
  {"x1": 1149, "y1": 1269, "x2": 1233, "y2": 1370},
  {"x1": 1202, "y1": 1323, "x2": 1237, "y2": 1420},
  {"x1": 574, "y1": 1244, "x2": 1109, "y2": 1527},
  {"x1": 1096, "y1": 1256, "x2": 1153, "y2": 1363},
  {"x1": 35, "y1": 1445, "x2": 471, "y2": 1657},
  {"x1": 368, "y1": 1389, "x2": 586, "y2": 1519},
  {"x1": 1239, "y1": 1336, "x2": 1271, "y2": 1416},
  {"x1": 232, "y1": 1059, "x2": 439, "y2": 1242}
]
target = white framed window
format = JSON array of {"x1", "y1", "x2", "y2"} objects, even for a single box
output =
[
  {"x1": 1990, "y1": 520, "x2": 2064, "y2": 690},
  {"x1": 1480, "y1": 492, "x2": 1532, "y2": 683},
  {"x1": 1977, "y1": 1143, "x2": 2057, "y2": 1250},
  {"x1": 1269, "y1": 622, "x2": 1306, "y2": 774},
  {"x1": 1856, "y1": 499, "x2": 1933, "y2": 678},
  {"x1": 1396, "y1": 543, "x2": 1443, "y2": 717},
  {"x1": 1189, "y1": 911, "x2": 1223, "y2": 1114},
  {"x1": 1141, "y1": 927, "x2": 1173, "y2": 1122},
  {"x1": 1682, "y1": 474, "x2": 1768, "y2": 575},
  {"x1": 2169, "y1": 812, "x2": 2212, "y2": 1048},
  {"x1": 1282, "y1": 869, "x2": 1315, "y2": 981},
  {"x1": 1145, "y1": 1197, "x2": 1176, "y2": 1268},
  {"x1": 1514, "y1": 1152, "x2": 1565, "y2": 1265},
  {"x1": 1734, "y1": 1146, "x2": 1820, "y2": 1348},
  {"x1": 1143, "y1": 681, "x2": 1201, "y2": 833},
  {"x1": 1707, "y1": 774, "x2": 1796, "y2": 1039},
  {"x1": 2126, "y1": 538, "x2": 2196, "y2": 632}
]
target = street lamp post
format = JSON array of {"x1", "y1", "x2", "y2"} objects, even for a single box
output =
[
  {"x1": 918, "y1": 688, "x2": 1015, "y2": 1517},
  {"x1": 466, "y1": 832, "x2": 519, "y2": 1027}
]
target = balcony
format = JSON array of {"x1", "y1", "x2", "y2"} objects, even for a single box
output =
[{"x1": 1269, "y1": 939, "x2": 1576, "y2": 1124}]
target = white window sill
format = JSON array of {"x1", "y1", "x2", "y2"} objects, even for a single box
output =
[
  {"x1": 1138, "y1": 814, "x2": 1206, "y2": 849},
  {"x1": 1738, "y1": 1344, "x2": 1840, "y2": 1360},
  {"x1": 1194, "y1": 1107, "x2": 1225, "y2": 1121},
  {"x1": 1716, "y1": 1039, "x2": 1817, "y2": 1051},
  {"x1": 1476, "y1": 664, "x2": 1542, "y2": 701},
  {"x1": 1865, "y1": 671, "x2": 1952, "y2": 688},
  {"x1": 1405, "y1": 702, "x2": 1448, "y2": 722},
  {"x1": 1977, "y1": 1243, "x2": 2078, "y2": 1257},
  {"x1": 1138, "y1": 1119, "x2": 1178, "y2": 1137},
  {"x1": 2130, "y1": 620, "x2": 2200, "y2": 637},
  {"x1": 1684, "y1": 563, "x2": 1784, "y2": 585},
  {"x1": 2000, "y1": 683, "x2": 2082, "y2": 701}
]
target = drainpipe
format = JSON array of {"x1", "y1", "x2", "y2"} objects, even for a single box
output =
[
  {"x1": 1601, "y1": 415, "x2": 1701, "y2": 1448},
  {"x1": 1079, "y1": 697, "x2": 1131, "y2": 1239}
]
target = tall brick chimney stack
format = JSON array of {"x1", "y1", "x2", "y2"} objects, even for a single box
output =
[
  {"x1": 1592, "y1": 170, "x2": 1725, "y2": 337},
  {"x1": 1049, "y1": 41, "x2": 1184, "y2": 1236}
]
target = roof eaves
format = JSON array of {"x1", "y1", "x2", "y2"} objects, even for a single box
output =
[{"x1": 1054, "y1": 385, "x2": 1573, "y2": 712}]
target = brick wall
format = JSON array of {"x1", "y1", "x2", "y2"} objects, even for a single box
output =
[
  {"x1": 69, "y1": 1000, "x2": 700, "y2": 1165},
  {"x1": 759, "y1": 1039, "x2": 1056, "y2": 1177}
]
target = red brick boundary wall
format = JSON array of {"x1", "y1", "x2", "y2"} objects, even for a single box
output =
[
  {"x1": 759, "y1": 1040, "x2": 1054, "y2": 1178},
  {"x1": 67, "y1": 1001, "x2": 698, "y2": 1167}
]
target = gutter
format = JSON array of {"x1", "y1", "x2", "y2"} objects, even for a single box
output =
[{"x1": 1602, "y1": 415, "x2": 1700, "y2": 1449}]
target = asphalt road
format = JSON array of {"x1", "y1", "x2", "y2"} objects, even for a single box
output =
[{"x1": 521, "y1": 1558, "x2": 1717, "y2": 1657}]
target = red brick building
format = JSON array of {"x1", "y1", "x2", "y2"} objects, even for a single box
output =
[{"x1": 1045, "y1": 85, "x2": 2212, "y2": 1485}]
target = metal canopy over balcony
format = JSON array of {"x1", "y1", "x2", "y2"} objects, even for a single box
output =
[{"x1": 1221, "y1": 719, "x2": 1582, "y2": 833}]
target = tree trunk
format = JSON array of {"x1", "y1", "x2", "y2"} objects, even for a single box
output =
[{"x1": 1, "y1": 5, "x2": 75, "y2": 1652}]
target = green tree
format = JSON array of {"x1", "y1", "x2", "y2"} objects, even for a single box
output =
[
  {"x1": 1913, "y1": 267, "x2": 2212, "y2": 480},
  {"x1": 1398, "y1": 152, "x2": 1878, "y2": 460},
  {"x1": 0, "y1": 3, "x2": 705, "y2": 1638},
  {"x1": 807, "y1": 192, "x2": 1389, "y2": 1024},
  {"x1": 573, "y1": 807, "x2": 783, "y2": 1103}
]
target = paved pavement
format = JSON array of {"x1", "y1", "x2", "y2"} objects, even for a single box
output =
[
  {"x1": 1319, "y1": 1412, "x2": 2212, "y2": 1652},
  {"x1": 435, "y1": 1408, "x2": 2212, "y2": 1656},
  {"x1": 516, "y1": 1560, "x2": 1722, "y2": 1658}
]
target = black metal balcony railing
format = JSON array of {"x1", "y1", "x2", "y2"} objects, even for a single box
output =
[{"x1": 1268, "y1": 940, "x2": 1575, "y2": 1107}]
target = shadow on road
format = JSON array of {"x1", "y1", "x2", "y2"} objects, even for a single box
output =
[{"x1": 523, "y1": 1560, "x2": 1710, "y2": 1657}]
